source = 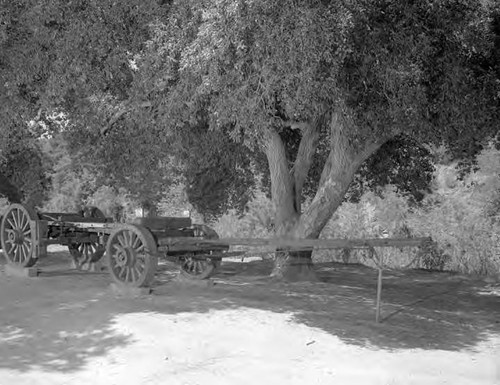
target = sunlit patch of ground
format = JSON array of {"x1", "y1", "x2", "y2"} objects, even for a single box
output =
[{"x1": 0, "y1": 249, "x2": 499, "y2": 384}]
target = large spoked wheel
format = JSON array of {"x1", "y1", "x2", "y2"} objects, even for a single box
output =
[
  {"x1": 68, "y1": 206, "x2": 106, "y2": 269},
  {"x1": 180, "y1": 254, "x2": 221, "y2": 280},
  {"x1": 68, "y1": 241, "x2": 105, "y2": 269},
  {"x1": 180, "y1": 224, "x2": 223, "y2": 280},
  {"x1": 106, "y1": 224, "x2": 158, "y2": 287},
  {"x1": 0, "y1": 204, "x2": 39, "y2": 267}
]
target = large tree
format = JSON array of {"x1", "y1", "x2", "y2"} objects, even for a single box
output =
[
  {"x1": 131, "y1": 0, "x2": 499, "y2": 279},
  {"x1": 1, "y1": 0, "x2": 498, "y2": 280}
]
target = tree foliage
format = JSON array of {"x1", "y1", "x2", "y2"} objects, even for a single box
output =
[
  {"x1": 0, "y1": 0, "x2": 171, "y2": 208},
  {"x1": 134, "y1": 0, "x2": 498, "y2": 222},
  {"x1": 0, "y1": 0, "x2": 498, "y2": 241},
  {"x1": 0, "y1": 119, "x2": 50, "y2": 206}
]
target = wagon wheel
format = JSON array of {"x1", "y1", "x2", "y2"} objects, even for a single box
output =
[
  {"x1": 180, "y1": 253, "x2": 220, "y2": 280},
  {"x1": 106, "y1": 224, "x2": 158, "y2": 287},
  {"x1": 0, "y1": 204, "x2": 38, "y2": 267},
  {"x1": 68, "y1": 241, "x2": 105, "y2": 269},
  {"x1": 68, "y1": 206, "x2": 106, "y2": 269},
  {"x1": 180, "y1": 224, "x2": 224, "y2": 280}
]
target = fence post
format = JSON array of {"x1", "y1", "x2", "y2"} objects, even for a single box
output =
[{"x1": 370, "y1": 246, "x2": 384, "y2": 323}]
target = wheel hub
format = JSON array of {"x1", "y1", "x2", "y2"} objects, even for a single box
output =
[
  {"x1": 8, "y1": 229, "x2": 24, "y2": 244},
  {"x1": 116, "y1": 247, "x2": 136, "y2": 268}
]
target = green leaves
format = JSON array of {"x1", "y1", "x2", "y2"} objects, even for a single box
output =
[
  {"x1": 1, "y1": 0, "x2": 498, "y2": 223},
  {"x1": 143, "y1": 0, "x2": 350, "y2": 141}
]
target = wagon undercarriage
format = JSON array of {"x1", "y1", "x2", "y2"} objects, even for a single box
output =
[{"x1": 0, "y1": 204, "x2": 231, "y2": 287}]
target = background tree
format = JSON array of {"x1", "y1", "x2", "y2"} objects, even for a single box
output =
[
  {"x1": 0, "y1": 0, "x2": 171, "y2": 210},
  {"x1": 0, "y1": 119, "x2": 50, "y2": 206}
]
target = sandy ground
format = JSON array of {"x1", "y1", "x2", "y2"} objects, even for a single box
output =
[{"x1": 0, "y1": 246, "x2": 499, "y2": 385}]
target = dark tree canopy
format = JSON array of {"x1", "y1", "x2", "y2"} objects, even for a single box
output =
[
  {"x1": 0, "y1": 0, "x2": 498, "y2": 230},
  {"x1": 0, "y1": 0, "x2": 171, "y2": 207}
]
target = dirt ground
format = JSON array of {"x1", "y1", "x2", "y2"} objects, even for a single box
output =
[{"x1": 0, "y1": 246, "x2": 499, "y2": 385}]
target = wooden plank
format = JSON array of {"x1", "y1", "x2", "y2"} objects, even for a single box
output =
[
  {"x1": 40, "y1": 213, "x2": 110, "y2": 223},
  {"x1": 150, "y1": 228, "x2": 195, "y2": 237},
  {"x1": 131, "y1": 216, "x2": 192, "y2": 230},
  {"x1": 157, "y1": 236, "x2": 432, "y2": 250},
  {"x1": 45, "y1": 221, "x2": 116, "y2": 236}
]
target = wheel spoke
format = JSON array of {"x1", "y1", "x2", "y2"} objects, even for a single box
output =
[
  {"x1": 12, "y1": 210, "x2": 19, "y2": 229},
  {"x1": 21, "y1": 216, "x2": 29, "y2": 231},
  {"x1": 17, "y1": 245, "x2": 24, "y2": 262},
  {"x1": 131, "y1": 233, "x2": 140, "y2": 249},
  {"x1": 117, "y1": 234, "x2": 126, "y2": 248},
  {"x1": 113, "y1": 243, "x2": 125, "y2": 253},
  {"x1": 18, "y1": 244, "x2": 24, "y2": 262},
  {"x1": 22, "y1": 243, "x2": 30, "y2": 261},
  {"x1": 21, "y1": 243, "x2": 28, "y2": 260},
  {"x1": 11, "y1": 244, "x2": 17, "y2": 261},
  {"x1": 7, "y1": 241, "x2": 15, "y2": 254},
  {"x1": 135, "y1": 244, "x2": 145, "y2": 253},
  {"x1": 18, "y1": 209, "x2": 23, "y2": 230},
  {"x1": 16, "y1": 243, "x2": 24, "y2": 262},
  {"x1": 7, "y1": 218, "x2": 15, "y2": 230},
  {"x1": 13, "y1": 244, "x2": 19, "y2": 262},
  {"x1": 124, "y1": 231, "x2": 132, "y2": 247}
]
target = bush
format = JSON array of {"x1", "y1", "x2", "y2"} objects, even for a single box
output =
[
  {"x1": 317, "y1": 145, "x2": 500, "y2": 277},
  {"x1": 85, "y1": 186, "x2": 137, "y2": 222},
  {"x1": 211, "y1": 191, "x2": 274, "y2": 259}
]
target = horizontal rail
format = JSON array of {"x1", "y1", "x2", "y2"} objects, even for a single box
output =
[
  {"x1": 46, "y1": 221, "x2": 116, "y2": 232},
  {"x1": 157, "y1": 236, "x2": 432, "y2": 250}
]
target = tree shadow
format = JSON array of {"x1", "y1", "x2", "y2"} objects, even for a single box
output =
[
  {"x1": 0, "y1": 251, "x2": 499, "y2": 374},
  {"x1": 0, "y1": 252, "x2": 134, "y2": 373},
  {"x1": 154, "y1": 260, "x2": 500, "y2": 351}
]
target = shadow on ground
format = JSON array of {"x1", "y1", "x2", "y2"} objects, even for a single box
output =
[
  {"x1": 154, "y1": 260, "x2": 500, "y2": 352},
  {"x1": 0, "y1": 250, "x2": 499, "y2": 374}
]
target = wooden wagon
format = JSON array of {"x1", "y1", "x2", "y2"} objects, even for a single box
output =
[{"x1": 0, "y1": 203, "x2": 231, "y2": 287}]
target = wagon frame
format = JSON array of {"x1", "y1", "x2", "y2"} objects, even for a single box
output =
[{"x1": 0, "y1": 203, "x2": 231, "y2": 287}]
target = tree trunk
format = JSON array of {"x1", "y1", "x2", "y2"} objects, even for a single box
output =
[
  {"x1": 265, "y1": 110, "x2": 391, "y2": 281},
  {"x1": 0, "y1": 172, "x2": 22, "y2": 203}
]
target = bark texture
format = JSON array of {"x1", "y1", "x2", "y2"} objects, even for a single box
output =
[{"x1": 266, "y1": 110, "x2": 392, "y2": 281}]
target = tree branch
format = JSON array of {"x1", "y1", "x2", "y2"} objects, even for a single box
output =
[
  {"x1": 283, "y1": 121, "x2": 310, "y2": 131},
  {"x1": 263, "y1": 129, "x2": 299, "y2": 232},
  {"x1": 100, "y1": 101, "x2": 152, "y2": 135},
  {"x1": 297, "y1": 109, "x2": 397, "y2": 239},
  {"x1": 290, "y1": 118, "x2": 322, "y2": 213}
]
